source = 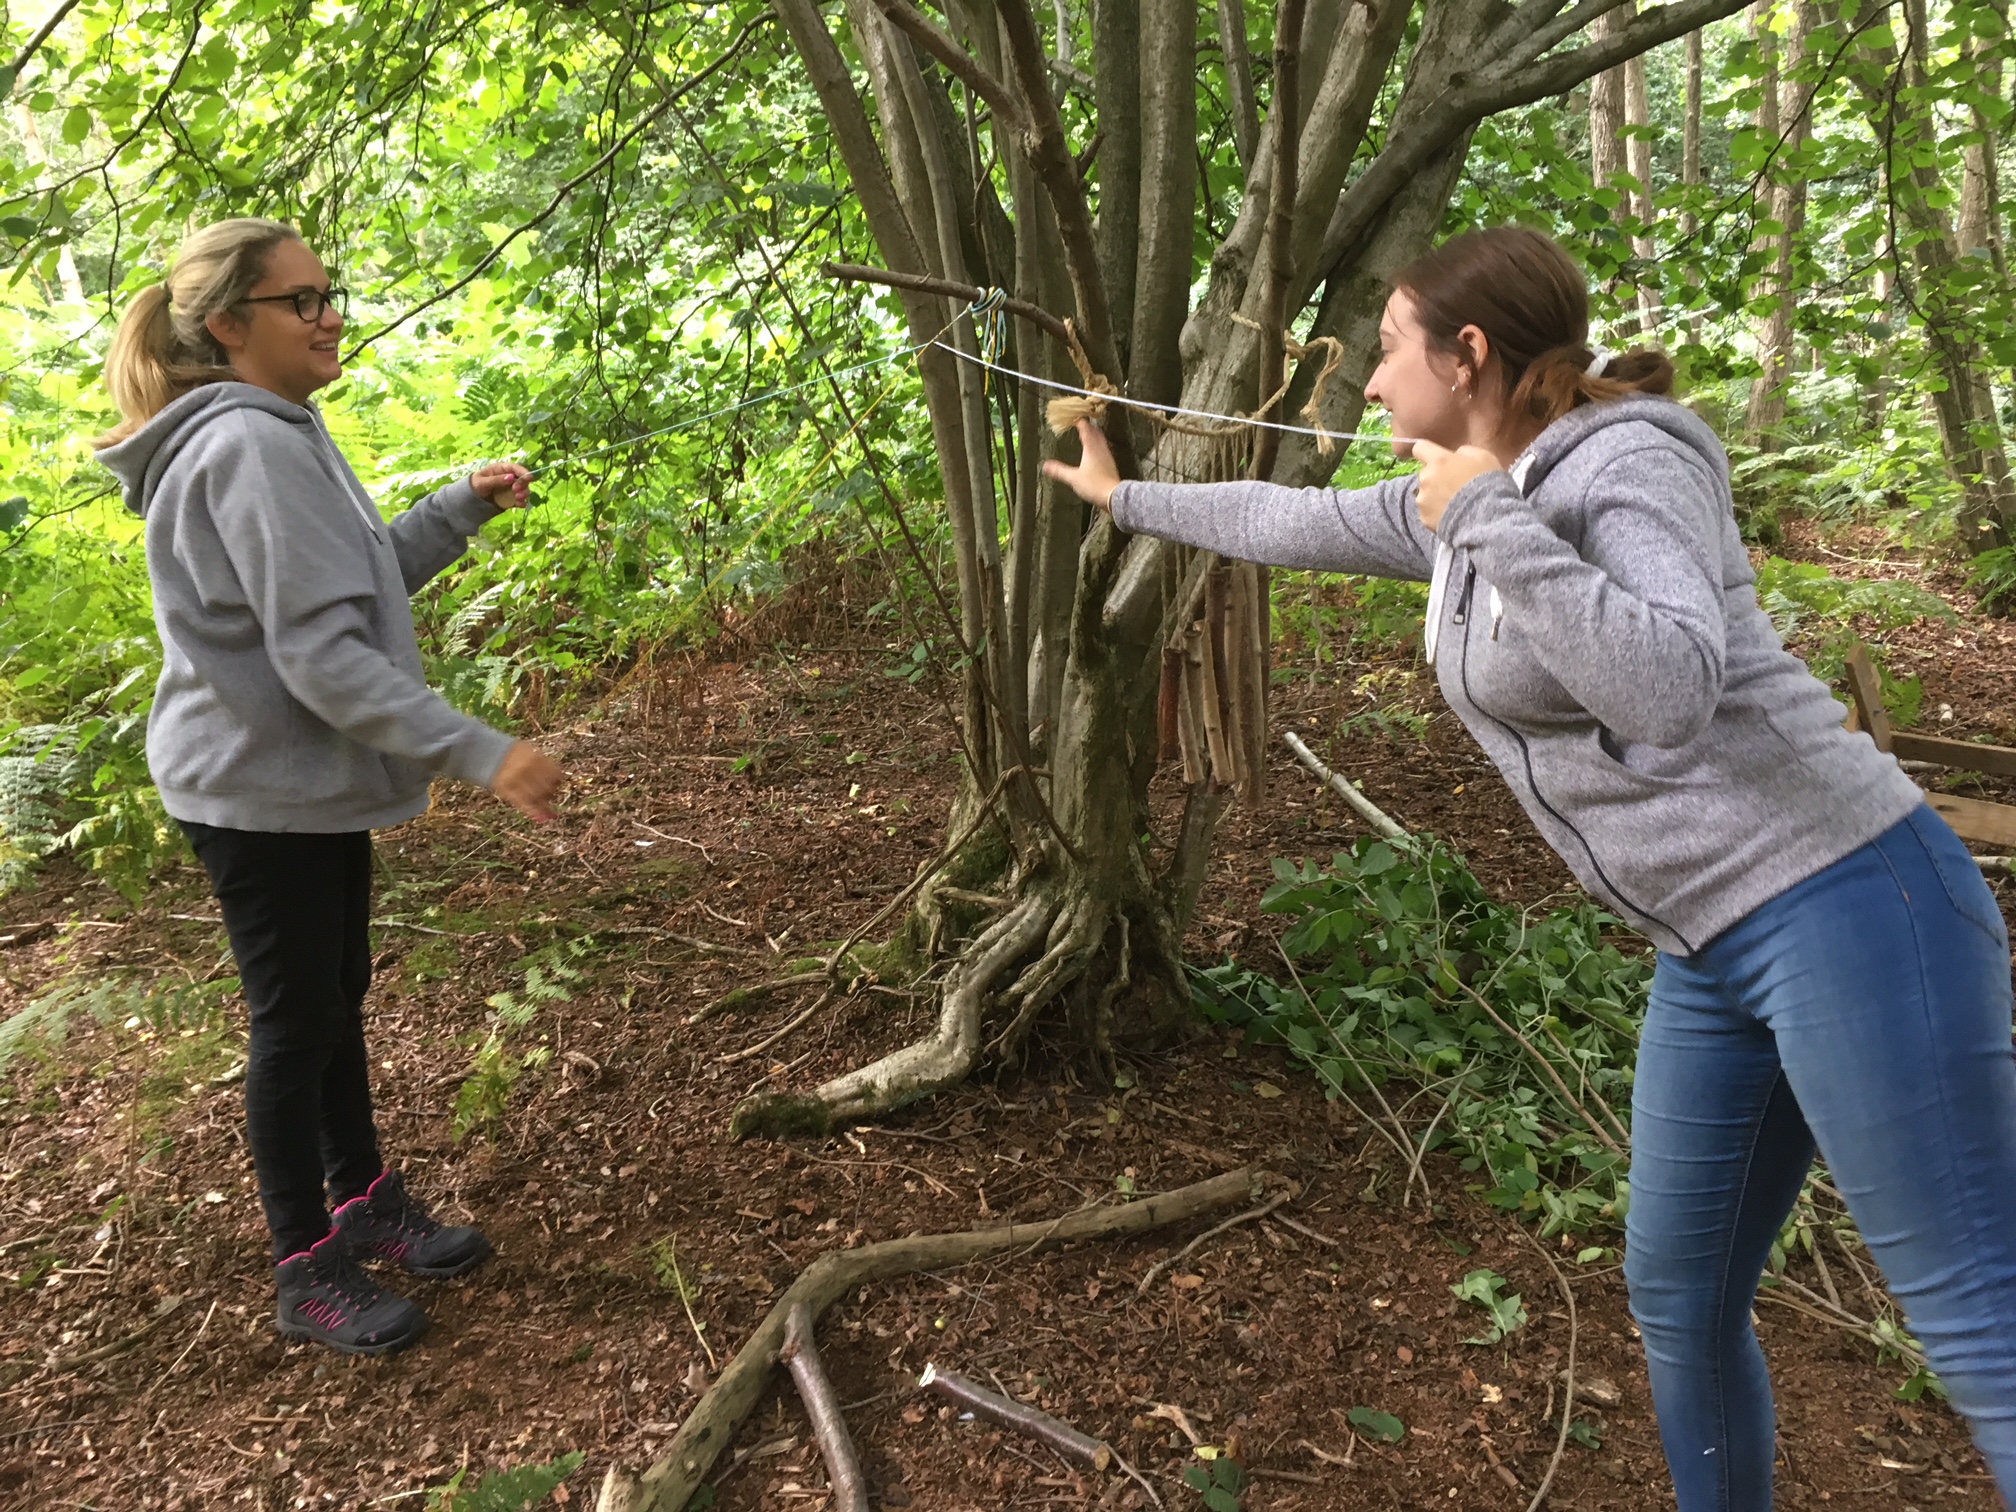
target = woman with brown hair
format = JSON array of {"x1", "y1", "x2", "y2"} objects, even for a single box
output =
[
  {"x1": 93, "y1": 218, "x2": 565, "y2": 1356},
  {"x1": 1046, "y1": 225, "x2": 2016, "y2": 1509}
]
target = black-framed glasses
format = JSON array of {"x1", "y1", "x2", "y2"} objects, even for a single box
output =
[{"x1": 239, "y1": 287, "x2": 348, "y2": 323}]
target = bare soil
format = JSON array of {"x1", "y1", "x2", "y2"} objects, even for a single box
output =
[{"x1": 3, "y1": 542, "x2": 2012, "y2": 1512}]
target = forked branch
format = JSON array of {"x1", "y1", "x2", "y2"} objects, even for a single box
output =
[{"x1": 593, "y1": 1168, "x2": 1267, "y2": 1512}]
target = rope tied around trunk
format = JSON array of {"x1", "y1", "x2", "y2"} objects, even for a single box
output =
[{"x1": 1041, "y1": 309, "x2": 1353, "y2": 457}]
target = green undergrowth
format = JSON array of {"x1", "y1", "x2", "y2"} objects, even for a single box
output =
[{"x1": 1191, "y1": 835, "x2": 1652, "y2": 1236}]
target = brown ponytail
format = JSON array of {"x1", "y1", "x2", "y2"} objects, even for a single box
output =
[
  {"x1": 1393, "y1": 227, "x2": 1674, "y2": 427},
  {"x1": 94, "y1": 217, "x2": 301, "y2": 447}
]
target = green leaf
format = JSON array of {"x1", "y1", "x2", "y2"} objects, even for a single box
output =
[
  {"x1": 61, "y1": 105, "x2": 92, "y2": 145},
  {"x1": 1347, "y1": 1406, "x2": 1406, "y2": 1443}
]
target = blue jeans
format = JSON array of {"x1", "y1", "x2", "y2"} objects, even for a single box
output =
[{"x1": 1624, "y1": 806, "x2": 2016, "y2": 1511}]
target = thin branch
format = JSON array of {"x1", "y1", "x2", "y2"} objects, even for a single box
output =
[
  {"x1": 1135, "y1": 1187, "x2": 1292, "y2": 1295},
  {"x1": 343, "y1": 10, "x2": 771, "y2": 356},
  {"x1": 3, "y1": 0, "x2": 87, "y2": 89},
  {"x1": 1522, "y1": 1236, "x2": 1578, "y2": 1512},
  {"x1": 871, "y1": 0, "x2": 1030, "y2": 134},
  {"x1": 825, "y1": 260, "x2": 1072, "y2": 344}
]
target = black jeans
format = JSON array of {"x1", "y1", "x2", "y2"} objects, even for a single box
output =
[{"x1": 181, "y1": 823, "x2": 383, "y2": 1261}]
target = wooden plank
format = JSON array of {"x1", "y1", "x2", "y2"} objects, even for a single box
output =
[
  {"x1": 1926, "y1": 792, "x2": 2016, "y2": 849},
  {"x1": 1889, "y1": 731, "x2": 2016, "y2": 781},
  {"x1": 1843, "y1": 644, "x2": 1893, "y2": 752}
]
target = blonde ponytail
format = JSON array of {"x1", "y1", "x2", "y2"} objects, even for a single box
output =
[{"x1": 94, "y1": 217, "x2": 301, "y2": 447}]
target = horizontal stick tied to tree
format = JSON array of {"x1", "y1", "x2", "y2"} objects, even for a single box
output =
[{"x1": 595, "y1": 1167, "x2": 1270, "y2": 1512}]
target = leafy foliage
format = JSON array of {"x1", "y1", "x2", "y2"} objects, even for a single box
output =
[
  {"x1": 1192, "y1": 836, "x2": 1650, "y2": 1235},
  {"x1": 1451, "y1": 1268, "x2": 1530, "y2": 1345},
  {"x1": 426, "y1": 1451, "x2": 585, "y2": 1512},
  {"x1": 1182, "y1": 1454, "x2": 1249, "y2": 1512}
]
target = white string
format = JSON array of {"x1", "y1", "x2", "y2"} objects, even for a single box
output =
[
  {"x1": 505, "y1": 297, "x2": 1411, "y2": 484},
  {"x1": 927, "y1": 339, "x2": 1418, "y2": 448}
]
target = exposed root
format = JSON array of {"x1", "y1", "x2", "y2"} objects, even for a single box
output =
[
  {"x1": 717, "y1": 989, "x2": 836, "y2": 1065},
  {"x1": 732, "y1": 893, "x2": 1053, "y2": 1137},
  {"x1": 988, "y1": 893, "x2": 1109, "y2": 1062}
]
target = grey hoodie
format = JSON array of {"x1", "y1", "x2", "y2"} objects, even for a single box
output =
[
  {"x1": 97, "y1": 382, "x2": 516, "y2": 833},
  {"x1": 1112, "y1": 395, "x2": 1927, "y2": 956}
]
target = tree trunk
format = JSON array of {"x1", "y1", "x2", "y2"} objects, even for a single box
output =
[
  {"x1": 744, "y1": 0, "x2": 1763, "y2": 1136},
  {"x1": 1622, "y1": 49, "x2": 1659, "y2": 334},
  {"x1": 1854, "y1": 0, "x2": 2016, "y2": 545},
  {"x1": 1681, "y1": 28, "x2": 1704, "y2": 347},
  {"x1": 1746, "y1": 0, "x2": 1815, "y2": 445}
]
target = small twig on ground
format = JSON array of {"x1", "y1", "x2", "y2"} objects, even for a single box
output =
[
  {"x1": 689, "y1": 972, "x2": 826, "y2": 1026},
  {"x1": 1282, "y1": 730, "x2": 1409, "y2": 839},
  {"x1": 605, "y1": 926, "x2": 758, "y2": 956},
  {"x1": 1247, "y1": 1466, "x2": 1323, "y2": 1485},
  {"x1": 698, "y1": 900, "x2": 753, "y2": 930},
  {"x1": 1136, "y1": 1187, "x2": 1292, "y2": 1296},
  {"x1": 718, "y1": 990, "x2": 837, "y2": 1065},
  {"x1": 143, "y1": 1297, "x2": 217, "y2": 1401},
  {"x1": 635, "y1": 823, "x2": 715, "y2": 864},
  {"x1": 919, "y1": 1363, "x2": 1112, "y2": 1469},
  {"x1": 1270, "y1": 1213, "x2": 1342, "y2": 1249},
  {"x1": 781, "y1": 1303, "x2": 869, "y2": 1512},
  {"x1": 47, "y1": 1295, "x2": 186, "y2": 1374},
  {"x1": 1522, "y1": 1235, "x2": 1578, "y2": 1512},
  {"x1": 1481, "y1": 1434, "x2": 1522, "y2": 1489}
]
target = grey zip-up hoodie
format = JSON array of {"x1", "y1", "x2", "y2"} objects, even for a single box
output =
[
  {"x1": 1112, "y1": 395, "x2": 1927, "y2": 956},
  {"x1": 97, "y1": 382, "x2": 516, "y2": 833}
]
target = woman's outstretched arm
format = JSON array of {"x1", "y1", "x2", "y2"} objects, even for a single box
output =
[{"x1": 1043, "y1": 420, "x2": 1434, "y2": 582}]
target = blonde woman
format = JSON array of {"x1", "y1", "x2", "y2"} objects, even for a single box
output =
[{"x1": 94, "y1": 219, "x2": 563, "y2": 1355}]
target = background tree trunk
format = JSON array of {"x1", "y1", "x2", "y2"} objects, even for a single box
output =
[
  {"x1": 1855, "y1": 0, "x2": 2016, "y2": 545},
  {"x1": 1681, "y1": 28, "x2": 1704, "y2": 346},
  {"x1": 1747, "y1": 0, "x2": 1815, "y2": 445}
]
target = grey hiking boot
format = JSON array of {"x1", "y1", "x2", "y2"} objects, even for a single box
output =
[
  {"x1": 274, "y1": 1229, "x2": 430, "y2": 1356},
  {"x1": 334, "y1": 1169, "x2": 492, "y2": 1279}
]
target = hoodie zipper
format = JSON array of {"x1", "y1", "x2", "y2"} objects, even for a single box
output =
[{"x1": 1454, "y1": 558, "x2": 1695, "y2": 954}]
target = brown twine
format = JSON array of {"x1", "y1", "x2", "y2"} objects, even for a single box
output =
[{"x1": 1044, "y1": 315, "x2": 1348, "y2": 457}]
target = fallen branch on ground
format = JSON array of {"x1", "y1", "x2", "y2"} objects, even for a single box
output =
[
  {"x1": 594, "y1": 1168, "x2": 1266, "y2": 1512},
  {"x1": 1282, "y1": 731, "x2": 1409, "y2": 840},
  {"x1": 919, "y1": 1363, "x2": 1111, "y2": 1469},
  {"x1": 1522, "y1": 1236, "x2": 1578, "y2": 1512},
  {"x1": 780, "y1": 1303, "x2": 869, "y2": 1512}
]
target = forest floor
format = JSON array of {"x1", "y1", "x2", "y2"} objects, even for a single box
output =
[{"x1": 3, "y1": 525, "x2": 2015, "y2": 1512}]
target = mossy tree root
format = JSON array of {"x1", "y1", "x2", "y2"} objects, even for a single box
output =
[{"x1": 731, "y1": 892, "x2": 1053, "y2": 1138}]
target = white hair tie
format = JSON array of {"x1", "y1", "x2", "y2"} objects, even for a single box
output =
[{"x1": 1584, "y1": 347, "x2": 1612, "y2": 379}]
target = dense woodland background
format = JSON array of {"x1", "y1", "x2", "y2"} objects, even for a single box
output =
[
  {"x1": 1, "y1": 0, "x2": 2011, "y2": 899},
  {"x1": 3, "y1": 1, "x2": 2016, "y2": 1507}
]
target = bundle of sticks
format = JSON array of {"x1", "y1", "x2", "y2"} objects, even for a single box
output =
[{"x1": 1160, "y1": 558, "x2": 1270, "y2": 800}]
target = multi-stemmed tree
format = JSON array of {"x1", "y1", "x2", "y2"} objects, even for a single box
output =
[{"x1": 737, "y1": 0, "x2": 1755, "y2": 1136}]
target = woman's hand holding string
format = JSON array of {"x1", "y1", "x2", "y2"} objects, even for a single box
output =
[
  {"x1": 1041, "y1": 420, "x2": 1121, "y2": 513},
  {"x1": 1411, "y1": 439, "x2": 1504, "y2": 533},
  {"x1": 470, "y1": 462, "x2": 534, "y2": 509},
  {"x1": 491, "y1": 741, "x2": 564, "y2": 822}
]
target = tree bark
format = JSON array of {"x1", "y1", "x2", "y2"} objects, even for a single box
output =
[
  {"x1": 1681, "y1": 28, "x2": 1703, "y2": 345},
  {"x1": 1854, "y1": 0, "x2": 2016, "y2": 544},
  {"x1": 1093, "y1": 0, "x2": 1141, "y2": 369},
  {"x1": 1217, "y1": 0, "x2": 1261, "y2": 176},
  {"x1": 1129, "y1": 0, "x2": 1198, "y2": 411},
  {"x1": 1622, "y1": 49, "x2": 1660, "y2": 333},
  {"x1": 1747, "y1": 0, "x2": 1815, "y2": 445}
]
